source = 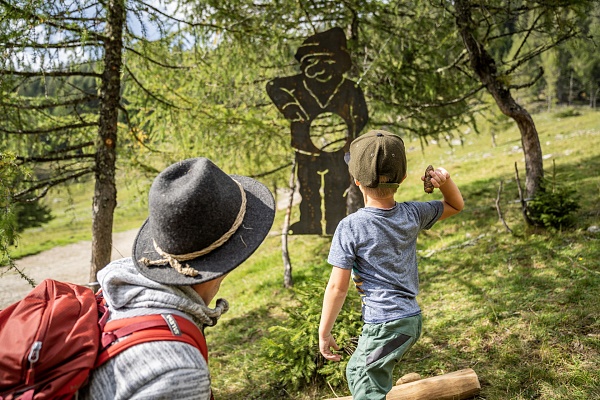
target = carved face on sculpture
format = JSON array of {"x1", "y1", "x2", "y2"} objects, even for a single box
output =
[
  {"x1": 294, "y1": 27, "x2": 352, "y2": 82},
  {"x1": 300, "y1": 53, "x2": 339, "y2": 83}
]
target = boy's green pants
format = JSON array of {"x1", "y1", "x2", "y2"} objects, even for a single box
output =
[{"x1": 346, "y1": 314, "x2": 422, "y2": 400}]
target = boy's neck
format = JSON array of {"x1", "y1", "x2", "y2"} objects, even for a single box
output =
[{"x1": 364, "y1": 196, "x2": 396, "y2": 209}]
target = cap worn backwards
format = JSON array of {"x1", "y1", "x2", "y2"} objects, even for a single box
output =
[{"x1": 347, "y1": 130, "x2": 407, "y2": 189}]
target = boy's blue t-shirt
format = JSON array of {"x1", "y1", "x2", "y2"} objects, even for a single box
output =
[{"x1": 328, "y1": 200, "x2": 444, "y2": 324}]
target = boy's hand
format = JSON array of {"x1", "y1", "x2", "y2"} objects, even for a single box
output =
[
  {"x1": 319, "y1": 333, "x2": 341, "y2": 361},
  {"x1": 422, "y1": 167, "x2": 450, "y2": 190}
]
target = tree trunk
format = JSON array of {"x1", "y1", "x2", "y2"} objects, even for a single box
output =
[
  {"x1": 89, "y1": 0, "x2": 124, "y2": 286},
  {"x1": 346, "y1": 182, "x2": 363, "y2": 215},
  {"x1": 282, "y1": 160, "x2": 296, "y2": 289},
  {"x1": 455, "y1": 0, "x2": 544, "y2": 199},
  {"x1": 569, "y1": 71, "x2": 573, "y2": 106}
]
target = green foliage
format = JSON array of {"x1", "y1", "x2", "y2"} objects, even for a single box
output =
[
  {"x1": 0, "y1": 153, "x2": 20, "y2": 263},
  {"x1": 526, "y1": 159, "x2": 581, "y2": 231},
  {"x1": 260, "y1": 280, "x2": 362, "y2": 391},
  {"x1": 6, "y1": 108, "x2": 600, "y2": 399},
  {"x1": 553, "y1": 108, "x2": 583, "y2": 118},
  {"x1": 528, "y1": 182, "x2": 580, "y2": 231},
  {"x1": 13, "y1": 201, "x2": 54, "y2": 233}
]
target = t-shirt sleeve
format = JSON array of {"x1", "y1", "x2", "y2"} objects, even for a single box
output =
[
  {"x1": 410, "y1": 200, "x2": 444, "y2": 230},
  {"x1": 327, "y1": 219, "x2": 356, "y2": 270}
]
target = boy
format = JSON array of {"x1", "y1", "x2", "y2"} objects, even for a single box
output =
[{"x1": 318, "y1": 130, "x2": 464, "y2": 399}]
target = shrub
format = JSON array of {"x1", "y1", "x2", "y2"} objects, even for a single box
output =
[
  {"x1": 14, "y1": 200, "x2": 54, "y2": 233},
  {"x1": 553, "y1": 108, "x2": 581, "y2": 118},
  {"x1": 260, "y1": 280, "x2": 362, "y2": 391},
  {"x1": 527, "y1": 180, "x2": 580, "y2": 231},
  {"x1": 0, "y1": 153, "x2": 20, "y2": 262}
]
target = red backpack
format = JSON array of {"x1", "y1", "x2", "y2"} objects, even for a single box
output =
[{"x1": 0, "y1": 279, "x2": 208, "y2": 400}]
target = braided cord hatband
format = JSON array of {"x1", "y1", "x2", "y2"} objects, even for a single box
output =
[{"x1": 138, "y1": 180, "x2": 247, "y2": 277}]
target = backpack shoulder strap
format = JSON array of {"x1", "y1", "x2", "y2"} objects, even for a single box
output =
[{"x1": 95, "y1": 314, "x2": 208, "y2": 368}]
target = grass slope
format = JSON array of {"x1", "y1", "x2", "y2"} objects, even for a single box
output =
[
  {"x1": 11, "y1": 107, "x2": 600, "y2": 399},
  {"x1": 208, "y1": 108, "x2": 600, "y2": 400}
]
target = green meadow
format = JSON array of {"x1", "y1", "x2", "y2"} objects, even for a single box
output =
[{"x1": 11, "y1": 107, "x2": 600, "y2": 399}]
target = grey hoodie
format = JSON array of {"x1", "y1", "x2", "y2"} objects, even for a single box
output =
[{"x1": 79, "y1": 258, "x2": 228, "y2": 400}]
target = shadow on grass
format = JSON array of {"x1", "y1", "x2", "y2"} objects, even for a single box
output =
[
  {"x1": 414, "y1": 232, "x2": 599, "y2": 398},
  {"x1": 207, "y1": 303, "x2": 291, "y2": 399},
  {"x1": 210, "y1": 154, "x2": 600, "y2": 399},
  {"x1": 402, "y1": 155, "x2": 600, "y2": 399}
]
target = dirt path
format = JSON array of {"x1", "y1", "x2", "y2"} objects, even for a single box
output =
[
  {"x1": 0, "y1": 188, "x2": 298, "y2": 309},
  {"x1": 0, "y1": 229, "x2": 139, "y2": 309}
]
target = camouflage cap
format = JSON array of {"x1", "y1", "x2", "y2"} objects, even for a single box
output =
[{"x1": 347, "y1": 130, "x2": 407, "y2": 188}]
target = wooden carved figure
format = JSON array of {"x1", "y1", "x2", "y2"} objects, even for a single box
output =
[{"x1": 267, "y1": 27, "x2": 368, "y2": 234}]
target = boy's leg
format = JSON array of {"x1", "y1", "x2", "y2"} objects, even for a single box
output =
[{"x1": 346, "y1": 314, "x2": 422, "y2": 400}]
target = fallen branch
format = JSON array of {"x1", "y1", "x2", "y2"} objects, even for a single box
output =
[
  {"x1": 495, "y1": 180, "x2": 514, "y2": 234},
  {"x1": 514, "y1": 162, "x2": 533, "y2": 226},
  {"x1": 419, "y1": 234, "x2": 485, "y2": 258}
]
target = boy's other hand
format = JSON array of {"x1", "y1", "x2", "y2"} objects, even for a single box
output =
[{"x1": 319, "y1": 333, "x2": 341, "y2": 361}]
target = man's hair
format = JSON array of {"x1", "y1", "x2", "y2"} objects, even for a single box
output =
[{"x1": 361, "y1": 175, "x2": 398, "y2": 198}]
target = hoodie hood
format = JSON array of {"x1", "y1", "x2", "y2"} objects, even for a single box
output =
[{"x1": 98, "y1": 257, "x2": 229, "y2": 327}]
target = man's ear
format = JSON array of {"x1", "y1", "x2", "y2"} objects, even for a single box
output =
[
  {"x1": 400, "y1": 174, "x2": 408, "y2": 183},
  {"x1": 355, "y1": 179, "x2": 360, "y2": 186}
]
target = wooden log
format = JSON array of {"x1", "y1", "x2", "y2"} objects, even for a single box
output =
[{"x1": 327, "y1": 368, "x2": 481, "y2": 400}]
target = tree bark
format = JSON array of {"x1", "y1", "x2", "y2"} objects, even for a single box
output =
[
  {"x1": 455, "y1": 0, "x2": 544, "y2": 198},
  {"x1": 346, "y1": 182, "x2": 363, "y2": 215},
  {"x1": 90, "y1": 0, "x2": 124, "y2": 286},
  {"x1": 282, "y1": 160, "x2": 296, "y2": 289}
]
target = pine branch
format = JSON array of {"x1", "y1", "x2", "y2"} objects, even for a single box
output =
[
  {"x1": 502, "y1": 30, "x2": 578, "y2": 76},
  {"x1": 13, "y1": 168, "x2": 94, "y2": 200},
  {"x1": 46, "y1": 141, "x2": 95, "y2": 156},
  {"x1": 117, "y1": 104, "x2": 160, "y2": 153},
  {"x1": 0, "y1": 121, "x2": 97, "y2": 135},
  {"x1": 410, "y1": 85, "x2": 486, "y2": 108},
  {"x1": 1, "y1": 40, "x2": 102, "y2": 50},
  {"x1": 508, "y1": 66, "x2": 544, "y2": 90},
  {"x1": 124, "y1": 64, "x2": 181, "y2": 109},
  {"x1": 0, "y1": 70, "x2": 102, "y2": 78},
  {"x1": 249, "y1": 162, "x2": 293, "y2": 179},
  {"x1": 0, "y1": 0, "x2": 107, "y2": 42},
  {"x1": 134, "y1": 0, "x2": 224, "y2": 29},
  {"x1": 125, "y1": 46, "x2": 191, "y2": 70},
  {"x1": 0, "y1": 95, "x2": 98, "y2": 110},
  {"x1": 16, "y1": 153, "x2": 96, "y2": 163}
]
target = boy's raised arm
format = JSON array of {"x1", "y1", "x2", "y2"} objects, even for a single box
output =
[{"x1": 426, "y1": 167, "x2": 464, "y2": 220}]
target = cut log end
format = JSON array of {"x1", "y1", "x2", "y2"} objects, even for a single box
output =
[{"x1": 396, "y1": 372, "x2": 421, "y2": 385}]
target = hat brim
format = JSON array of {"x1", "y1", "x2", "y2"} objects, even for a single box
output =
[{"x1": 132, "y1": 175, "x2": 275, "y2": 285}]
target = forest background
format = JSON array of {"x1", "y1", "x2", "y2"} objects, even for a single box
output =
[{"x1": 1, "y1": 1, "x2": 599, "y2": 399}]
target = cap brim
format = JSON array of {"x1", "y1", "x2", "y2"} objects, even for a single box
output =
[{"x1": 132, "y1": 175, "x2": 275, "y2": 285}]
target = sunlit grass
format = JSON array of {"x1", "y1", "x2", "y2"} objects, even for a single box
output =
[{"x1": 8, "y1": 107, "x2": 600, "y2": 399}]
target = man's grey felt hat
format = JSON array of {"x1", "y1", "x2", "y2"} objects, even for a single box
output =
[
  {"x1": 133, "y1": 157, "x2": 275, "y2": 285},
  {"x1": 347, "y1": 130, "x2": 407, "y2": 189}
]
